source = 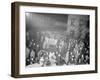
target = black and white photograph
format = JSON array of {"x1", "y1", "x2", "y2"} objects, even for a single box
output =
[
  {"x1": 11, "y1": 2, "x2": 97, "y2": 77},
  {"x1": 25, "y1": 13, "x2": 90, "y2": 67}
]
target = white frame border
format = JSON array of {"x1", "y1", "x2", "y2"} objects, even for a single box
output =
[{"x1": 19, "y1": 6, "x2": 96, "y2": 75}]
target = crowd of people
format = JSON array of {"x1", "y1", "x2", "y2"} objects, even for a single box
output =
[{"x1": 26, "y1": 30, "x2": 90, "y2": 67}]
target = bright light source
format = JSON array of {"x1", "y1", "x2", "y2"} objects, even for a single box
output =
[{"x1": 26, "y1": 13, "x2": 30, "y2": 17}]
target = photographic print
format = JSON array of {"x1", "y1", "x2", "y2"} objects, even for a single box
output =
[
  {"x1": 11, "y1": 2, "x2": 97, "y2": 78},
  {"x1": 25, "y1": 13, "x2": 90, "y2": 67}
]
